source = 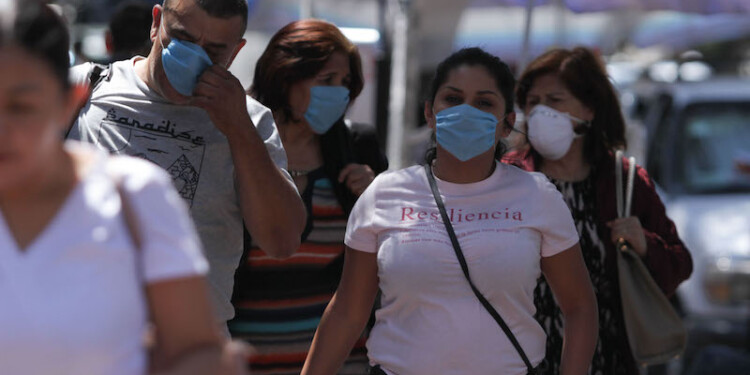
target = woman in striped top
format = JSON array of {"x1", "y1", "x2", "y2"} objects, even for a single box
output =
[{"x1": 229, "y1": 19, "x2": 388, "y2": 375}]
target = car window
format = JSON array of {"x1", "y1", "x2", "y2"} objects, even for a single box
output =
[
  {"x1": 677, "y1": 102, "x2": 750, "y2": 194},
  {"x1": 645, "y1": 94, "x2": 674, "y2": 187}
]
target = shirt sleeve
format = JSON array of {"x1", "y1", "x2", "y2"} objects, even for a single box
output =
[
  {"x1": 533, "y1": 174, "x2": 580, "y2": 257},
  {"x1": 344, "y1": 175, "x2": 381, "y2": 253},
  {"x1": 246, "y1": 96, "x2": 295, "y2": 186},
  {"x1": 109, "y1": 156, "x2": 209, "y2": 283}
]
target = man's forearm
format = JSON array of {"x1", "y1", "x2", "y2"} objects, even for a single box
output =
[{"x1": 227, "y1": 119, "x2": 306, "y2": 258}]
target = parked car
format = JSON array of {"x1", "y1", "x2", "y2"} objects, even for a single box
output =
[{"x1": 641, "y1": 78, "x2": 750, "y2": 373}]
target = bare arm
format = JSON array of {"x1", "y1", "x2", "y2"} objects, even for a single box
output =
[
  {"x1": 147, "y1": 277, "x2": 247, "y2": 375},
  {"x1": 302, "y1": 248, "x2": 380, "y2": 375},
  {"x1": 541, "y1": 244, "x2": 598, "y2": 375},
  {"x1": 192, "y1": 65, "x2": 306, "y2": 258}
]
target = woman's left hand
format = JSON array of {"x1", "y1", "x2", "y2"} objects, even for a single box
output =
[
  {"x1": 338, "y1": 163, "x2": 375, "y2": 196},
  {"x1": 607, "y1": 217, "x2": 648, "y2": 257}
]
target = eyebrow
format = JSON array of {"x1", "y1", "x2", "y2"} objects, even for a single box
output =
[{"x1": 445, "y1": 86, "x2": 500, "y2": 97}]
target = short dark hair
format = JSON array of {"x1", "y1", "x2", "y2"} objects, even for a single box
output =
[
  {"x1": 425, "y1": 47, "x2": 516, "y2": 162},
  {"x1": 109, "y1": 1, "x2": 152, "y2": 59},
  {"x1": 516, "y1": 47, "x2": 627, "y2": 166},
  {"x1": 164, "y1": 0, "x2": 248, "y2": 32},
  {"x1": 0, "y1": 1, "x2": 71, "y2": 90},
  {"x1": 250, "y1": 19, "x2": 364, "y2": 123}
]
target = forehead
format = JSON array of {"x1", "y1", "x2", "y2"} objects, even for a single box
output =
[
  {"x1": 0, "y1": 45, "x2": 61, "y2": 92},
  {"x1": 164, "y1": 0, "x2": 245, "y2": 43},
  {"x1": 528, "y1": 73, "x2": 569, "y2": 95},
  {"x1": 319, "y1": 51, "x2": 350, "y2": 73},
  {"x1": 442, "y1": 64, "x2": 501, "y2": 94}
]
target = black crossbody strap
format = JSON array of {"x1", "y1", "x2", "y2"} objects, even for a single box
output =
[{"x1": 424, "y1": 164, "x2": 536, "y2": 374}]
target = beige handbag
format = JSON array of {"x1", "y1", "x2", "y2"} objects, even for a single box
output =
[{"x1": 614, "y1": 150, "x2": 687, "y2": 366}]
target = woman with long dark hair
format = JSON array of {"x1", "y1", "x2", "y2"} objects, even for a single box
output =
[
  {"x1": 0, "y1": 2, "x2": 243, "y2": 374},
  {"x1": 301, "y1": 47, "x2": 597, "y2": 375}
]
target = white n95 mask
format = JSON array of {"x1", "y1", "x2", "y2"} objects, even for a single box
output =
[{"x1": 527, "y1": 104, "x2": 590, "y2": 160}]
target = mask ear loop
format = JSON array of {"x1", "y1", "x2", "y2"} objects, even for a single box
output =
[{"x1": 573, "y1": 118, "x2": 592, "y2": 136}]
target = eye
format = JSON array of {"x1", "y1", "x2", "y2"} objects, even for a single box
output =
[
  {"x1": 444, "y1": 95, "x2": 462, "y2": 105},
  {"x1": 476, "y1": 99, "x2": 494, "y2": 108}
]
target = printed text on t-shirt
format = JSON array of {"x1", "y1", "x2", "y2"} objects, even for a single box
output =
[{"x1": 400, "y1": 207, "x2": 523, "y2": 223}]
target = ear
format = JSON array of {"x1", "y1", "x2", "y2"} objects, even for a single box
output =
[
  {"x1": 149, "y1": 5, "x2": 163, "y2": 42},
  {"x1": 582, "y1": 105, "x2": 595, "y2": 123},
  {"x1": 500, "y1": 111, "x2": 516, "y2": 138},
  {"x1": 225, "y1": 38, "x2": 247, "y2": 68},
  {"x1": 424, "y1": 101, "x2": 436, "y2": 130}
]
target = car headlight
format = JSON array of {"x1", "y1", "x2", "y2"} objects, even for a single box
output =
[{"x1": 703, "y1": 256, "x2": 750, "y2": 305}]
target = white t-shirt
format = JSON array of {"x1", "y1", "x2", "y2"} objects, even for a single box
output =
[
  {"x1": 67, "y1": 58, "x2": 292, "y2": 322},
  {"x1": 0, "y1": 142, "x2": 208, "y2": 375},
  {"x1": 345, "y1": 162, "x2": 579, "y2": 375}
]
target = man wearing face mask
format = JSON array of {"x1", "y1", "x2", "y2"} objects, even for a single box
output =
[
  {"x1": 502, "y1": 47, "x2": 691, "y2": 375},
  {"x1": 67, "y1": 0, "x2": 307, "y2": 332}
]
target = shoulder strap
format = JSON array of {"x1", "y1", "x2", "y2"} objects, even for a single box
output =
[
  {"x1": 424, "y1": 163, "x2": 536, "y2": 374},
  {"x1": 110, "y1": 170, "x2": 144, "y2": 279},
  {"x1": 114, "y1": 180, "x2": 142, "y2": 252},
  {"x1": 65, "y1": 63, "x2": 112, "y2": 138},
  {"x1": 615, "y1": 150, "x2": 637, "y2": 218}
]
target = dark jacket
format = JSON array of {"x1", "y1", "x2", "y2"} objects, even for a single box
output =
[
  {"x1": 319, "y1": 119, "x2": 389, "y2": 216},
  {"x1": 502, "y1": 149, "x2": 692, "y2": 373},
  {"x1": 502, "y1": 149, "x2": 692, "y2": 296}
]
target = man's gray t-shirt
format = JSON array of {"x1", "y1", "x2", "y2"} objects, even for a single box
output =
[{"x1": 68, "y1": 58, "x2": 293, "y2": 323}]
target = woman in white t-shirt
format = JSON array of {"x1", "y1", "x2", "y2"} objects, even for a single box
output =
[
  {"x1": 302, "y1": 48, "x2": 598, "y2": 375},
  {"x1": 0, "y1": 3, "x2": 244, "y2": 374}
]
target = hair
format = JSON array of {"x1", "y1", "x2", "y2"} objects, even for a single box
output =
[
  {"x1": 109, "y1": 1, "x2": 153, "y2": 59},
  {"x1": 164, "y1": 0, "x2": 249, "y2": 32},
  {"x1": 0, "y1": 1, "x2": 71, "y2": 91},
  {"x1": 516, "y1": 47, "x2": 627, "y2": 166},
  {"x1": 249, "y1": 19, "x2": 364, "y2": 123},
  {"x1": 424, "y1": 47, "x2": 516, "y2": 163}
]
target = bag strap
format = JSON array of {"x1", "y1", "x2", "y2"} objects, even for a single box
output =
[
  {"x1": 66, "y1": 63, "x2": 111, "y2": 138},
  {"x1": 615, "y1": 151, "x2": 638, "y2": 252},
  {"x1": 614, "y1": 150, "x2": 637, "y2": 219},
  {"x1": 110, "y1": 171, "x2": 145, "y2": 283},
  {"x1": 424, "y1": 163, "x2": 536, "y2": 374}
]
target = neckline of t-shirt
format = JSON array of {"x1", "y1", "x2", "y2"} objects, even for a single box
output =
[
  {"x1": 426, "y1": 161, "x2": 504, "y2": 196},
  {"x1": 124, "y1": 57, "x2": 170, "y2": 104},
  {"x1": 0, "y1": 143, "x2": 97, "y2": 259}
]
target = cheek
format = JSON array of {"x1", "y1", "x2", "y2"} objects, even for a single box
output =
[
  {"x1": 289, "y1": 87, "x2": 310, "y2": 115},
  {"x1": 0, "y1": 123, "x2": 57, "y2": 185}
]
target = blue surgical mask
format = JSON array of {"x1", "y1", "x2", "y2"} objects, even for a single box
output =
[
  {"x1": 159, "y1": 20, "x2": 212, "y2": 96},
  {"x1": 435, "y1": 104, "x2": 500, "y2": 161},
  {"x1": 304, "y1": 86, "x2": 350, "y2": 134}
]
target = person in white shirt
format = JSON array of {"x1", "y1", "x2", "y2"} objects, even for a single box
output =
[
  {"x1": 302, "y1": 48, "x2": 598, "y2": 375},
  {"x1": 0, "y1": 2, "x2": 244, "y2": 374}
]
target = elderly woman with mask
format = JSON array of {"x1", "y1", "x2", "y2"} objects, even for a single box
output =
[{"x1": 504, "y1": 47, "x2": 693, "y2": 375}]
